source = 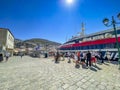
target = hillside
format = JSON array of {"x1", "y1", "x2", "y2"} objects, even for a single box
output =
[
  {"x1": 14, "y1": 38, "x2": 61, "y2": 48},
  {"x1": 24, "y1": 38, "x2": 61, "y2": 45}
]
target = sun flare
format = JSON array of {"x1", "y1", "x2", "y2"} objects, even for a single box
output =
[{"x1": 66, "y1": 0, "x2": 74, "y2": 5}]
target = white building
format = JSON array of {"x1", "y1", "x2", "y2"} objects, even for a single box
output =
[{"x1": 0, "y1": 28, "x2": 14, "y2": 56}]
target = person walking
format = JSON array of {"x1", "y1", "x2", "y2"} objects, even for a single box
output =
[
  {"x1": 86, "y1": 51, "x2": 92, "y2": 68},
  {"x1": 80, "y1": 52, "x2": 86, "y2": 68},
  {"x1": 67, "y1": 52, "x2": 71, "y2": 63},
  {"x1": 77, "y1": 51, "x2": 81, "y2": 62},
  {"x1": 55, "y1": 51, "x2": 59, "y2": 63},
  {"x1": 80, "y1": 52, "x2": 85, "y2": 64},
  {"x1": 91, "y1": 51, "x2": 96, "y2": 66},
  {"x1": 106, "y1": 50, "x2": 111, "y2": 63},
  {"x1": 74, "y1": 52, "x2": 80, "y2": 68},
  {"x1": 5, "y1": 52, "x2": 10, "y2": 61},
  {"x1": 100, "y1": 51, "x2": 104, "y2": 63},
  {"x1": 62, "y1": 53, "x2": 66, "y2": 61},
  {"x1": 20, "y1": 53, "x2": 24, "y2": 58}
]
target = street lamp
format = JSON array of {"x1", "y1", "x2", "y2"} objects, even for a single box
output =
[{"x1": 103, "y1": 13, "x2": 120, "y2": 70}]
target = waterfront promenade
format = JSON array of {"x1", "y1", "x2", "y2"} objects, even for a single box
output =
[{"x1": 0, "y1": 56, "x2": 120, "y2": 90}]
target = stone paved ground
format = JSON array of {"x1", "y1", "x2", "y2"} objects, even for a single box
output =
[{"x1": 0, "y1": 56, "x2": 120, "y2": 90}]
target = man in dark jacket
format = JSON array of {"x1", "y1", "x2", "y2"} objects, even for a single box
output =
[
  {"x1": 86, "y1": 51, "x2": 91, "y2": 68},
  {"x1": 100, "y1": 51, "x2": 104, "y2": 63},
  {"x1": 55, "y1": 51, "x2": 59, "y2": 63}
]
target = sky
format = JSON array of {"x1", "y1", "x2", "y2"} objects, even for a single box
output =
[{"x1": 0, "y1": 0, "x2": 120, "y2": 44}]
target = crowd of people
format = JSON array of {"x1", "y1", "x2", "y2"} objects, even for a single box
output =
[
  {"x1": 54, "y1": 50, "x2": 112, "y2": 68},
  {"x1": 0, "y1": 51, "x2": 25, "y2": 62},
  {"x1": 0, "y1": 52, "x2": 10, "y2": 62}
]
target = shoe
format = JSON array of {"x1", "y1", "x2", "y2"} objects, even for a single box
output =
[{"x1": 89, "y1": 66, "x2": 92, "y2": 69}]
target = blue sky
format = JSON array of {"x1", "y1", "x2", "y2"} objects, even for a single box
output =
[{"x1": 0, "y1": 0, "x2": 120, "y2": 43}]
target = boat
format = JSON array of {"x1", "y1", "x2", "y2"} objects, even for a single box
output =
[{"x1": 59, "y1": 23, "x2": 120, "y2": 60}]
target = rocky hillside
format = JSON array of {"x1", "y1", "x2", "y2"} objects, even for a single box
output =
[
  {"x1": 14, "y1": 38, "x2": 61, "y2": 48},
  {"x1": 24, "y1": 38, "x2": 61, "y2": 45}
]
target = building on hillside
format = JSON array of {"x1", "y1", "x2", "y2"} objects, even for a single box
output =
[{"x1": 0, "y1": 28, "x2": 14, "y2": 56}]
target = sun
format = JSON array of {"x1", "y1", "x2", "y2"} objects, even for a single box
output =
[{"x1": 66, "y1": 0, "x2": 74, "y2": 5}]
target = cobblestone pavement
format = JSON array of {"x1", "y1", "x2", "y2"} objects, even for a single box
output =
[{"x1": 0, "y1": 56, "x2": 120, "y2": 90}]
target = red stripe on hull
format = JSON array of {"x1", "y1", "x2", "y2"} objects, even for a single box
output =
[{"x1": 61, "y1": 37, "x2": 120, "y2": 48}]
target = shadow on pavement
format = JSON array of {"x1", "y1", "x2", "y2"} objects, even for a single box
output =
[
  {"x1": 110, "y1": 61, "x2": 118, "y2": 65},
  {"x1": 82, "y1": 64, "x2": 88, "y2": 69},
  {"x1": 67, "y1": 60, "x2": 71, "y2": 63},
  {"x1": 97, "y1": 60, "x2": 103, "y2": 65},
  {"x1": 55, "y1": 61, "x2": 60, "y2": 64},
  {"x1": 90, "y1": 67, "x2": 97, "y2": 72},
  {"x1": 52, "y1": 60, "x2": 55, "y2": 62},
  {"x1": 103, "y1": 62, "x2": 110, "y2": 66},
  {"x1": 92, "y1": 65, "x2": 102, "y2": 70},
  {"x1": 75, "y1": 64, "x2": 80, "y2": 69}
]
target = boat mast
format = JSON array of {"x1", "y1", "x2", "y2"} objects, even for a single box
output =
[{"x1": 81, "y1": 22, "x2": 85, "y2": 36}]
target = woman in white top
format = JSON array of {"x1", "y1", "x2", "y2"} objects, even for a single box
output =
[
  {"x1": 106, "y1": 51, "x2": 111, "y2": 63},
  {"x1": 74, "y1": 52, "x2": 80, "y2": 68}
]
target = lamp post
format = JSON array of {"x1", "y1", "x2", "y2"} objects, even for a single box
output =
[
  {"x1": 0, "y1": 42, "x2": 1, "y2": 52},
  {"x1": 103, "y1": 13, "x2": 120, "y2": 70}
]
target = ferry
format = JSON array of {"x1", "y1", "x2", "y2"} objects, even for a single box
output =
[{"x1": 59, "y1": 23, "x2": 120, "y2": 61}]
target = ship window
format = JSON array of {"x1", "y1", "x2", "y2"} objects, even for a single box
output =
[
  {"x1": 74, "y1": 47, "x2": 77, "y2": 50},
  {"x1": 117, "y1": 29, "x2": 120, "y2": 34},
  {"x1": 76, "y1": 47, "x2": 78, "y2": 50},
  {"x1": 81, "y1": 46, "x2": 83, "y2": 50},
  {"x1": 84, "y1": 46, "x2": 87, "y2": 50},
  {"x1": 110, "y1": 43, "x2": 114, "y2": 48},
  {"x1": 96, "y1": 45, "x2": 99, "y2": 49},
  {"x1": 79, "y1": 46, "x2": 81, "y2": 50},
  {"x1": 114, "y1": 43, "x2": 117, "y2": 48},
  {"x1": 68, "y1": 48, "x2": 69, "y2": 50},
  {"x1": 73, "y1": 47, "x2": 75, "y2": 50},
  {"x1": 106, "y1": 44, "x2": 112, "y2": 48},
  {"x1": 87, "y1": 46, "x2": 89, "y2": 49},
  {"x1": 93, "y1": 45, "x2": 95, "y2": 49},
  {"x1": 89, "y1": 45, "x2": 92, "y2": 49},
  {"x1": 71, "y1": 47, "x2": 74, "y2": 50},
  {"x1": 75, "y1": 40, "x2": 79, "y2": 43},
  {"x1": 99, "y1": 44, "x2": 104, "y2": 49},
  {"x1": 91, "y1": 45, "x2": 93, "y2": 49},
  {"x1": 83, "y1": 46, "x2": 87, "y2": 50},
  {"x1": 68, "y1": 48, "x2": 70, "y2": 50},
  {"x1": 88, "y1": 45, "x2": 91, "y2": 49},
  {"x1": 83, "y1": 46, "x2": 85, "y2": 49},
  {"x1": 93, "y1": 45, "x2": 96, "y2": 49},
  {"x1": 102, "y1": 44, "x2": 106, "y2": 49},
  {"x1": 113, "y1": 43, "x2": 120, "y2": 48},
  {"x1": 86, "y1": 46, "x2": 89, "y2": 49},
  {"x1": 92, "y1": 45, "x2": 95, "y2": 49}
]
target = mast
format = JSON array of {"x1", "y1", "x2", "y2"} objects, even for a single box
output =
[{"x1": 81, "y1": 22, "x2": 85, "y2": 36}]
